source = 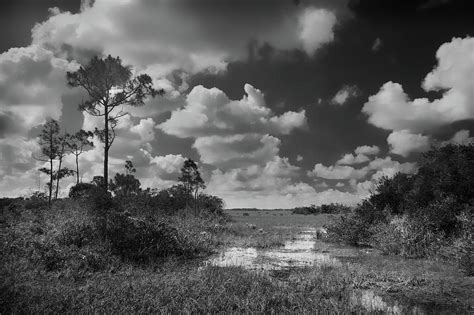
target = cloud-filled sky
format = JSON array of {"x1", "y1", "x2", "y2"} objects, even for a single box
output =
[{"x1": 0, "y1": 0, "x2": 473, "y2": 208}]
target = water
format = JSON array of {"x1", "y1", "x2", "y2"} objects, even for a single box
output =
[
  {"x1": 207, "y1": 229, "x2": 341, "y2": 270},
  {"x1": 204, "y1": 228, "x2": 446, "y2": 314}
]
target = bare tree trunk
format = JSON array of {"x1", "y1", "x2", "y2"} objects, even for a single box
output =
[
  {"x1": 104, "y1": 109, "x2": 109, "y2": 191},
  {"x1": 48, "y1": 157, "x2": 53, "y2": 207},
  {"x1": 75, "y1": 154, "x2": 80, "y2": 184},
  {"x1": 194, "y1": 188, "x2": 199, "y2": 215},
  {"x1": 55, "y1": 155, "x2": 62, "y2": 200},
  {"x1": 55, "y1": 140, "x2": 66, "y2": 199}
]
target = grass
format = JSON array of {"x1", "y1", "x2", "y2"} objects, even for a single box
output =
[
  {"x1": 225, "y1": 209, "x2": 334, "y2": 228},
  {"x1": 218, "y1": 210, "x2": 333, "y2": 248},
  {"x1": 1, "y1": 201, "x2": 472, "y2": 313},
  {"x1": 2, "y1": 262, "x2": 356, "y2": 313}
]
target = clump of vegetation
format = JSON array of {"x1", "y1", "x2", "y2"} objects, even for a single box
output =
[
  {"x1": 326, "y1": 144, "x2": 474, "y2": 273},
  {"x1": 292, "y1": 203, "x2": 352, "y2": 215}
]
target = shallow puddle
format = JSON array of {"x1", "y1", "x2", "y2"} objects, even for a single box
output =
[
  {"x1": 206, "y1": 228, "x2": 341, "y2": 270},
  {"x1": 204, "y1": 227, "x2": 450, "y2": 314}
]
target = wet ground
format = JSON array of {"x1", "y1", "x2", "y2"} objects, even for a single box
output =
[{"x1": 205, "y1": 227, "x2": 466, "y2": 314}]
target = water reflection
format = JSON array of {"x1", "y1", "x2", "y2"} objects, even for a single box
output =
[
  {"x1": 206, "y1": 228, "x2": 341, "y2": 270},
  {"x1": 205, "y1": 228, "x2": 437, "y2": 314}
]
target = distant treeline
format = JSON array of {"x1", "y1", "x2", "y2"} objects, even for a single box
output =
[
  {"x1": 292, "y1": 203, "x2": 352, "y2": 215},
  {"x1": 227, "y1": 204, "x2": 352, "y2": 214}
]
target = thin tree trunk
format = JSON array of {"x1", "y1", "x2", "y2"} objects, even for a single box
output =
[
  {"x1": 49, "y1": 157, "x2": 53, "y2": 207},
  {"x1": 104, "y1": 109, "x2": 109, "y2": 191},
  {"x1": 55, "y1": 140, "x2": 66, "y2": 199},
  {"x1": 76, "y1": 154, "x2": 80, "y2": 184},
  {"x1": 55, "y1": 155, "x2": 62, "y2": 200}
]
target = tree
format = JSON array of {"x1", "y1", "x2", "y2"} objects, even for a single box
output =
[
  {"x1": 178, "y1": 159, "x2": 206, "y2": 212},
  {"x1": 53, "y1": 134, "x2": 74, "y2": 199},
  {"x1": 109, "y1": 160, "x2": 141, "y2": 198},
  {"x1": 66, "y1": 55, "x2": 163, "y2": 190},
  {"x1": 37, "y1": 119, "x2": 61, "y2": 206},
  {"x1": 91, "y1": 176, "x2": 105, "y2": 188},
  {"x1": 67, "y1": 129, "x2": 94, "y2": 184}
]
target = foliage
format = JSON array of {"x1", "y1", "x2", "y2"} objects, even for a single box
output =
[
  {"x1": 36, "y1": 119, "x2": 61, "y2": 206},
  {"x1": 178, "y1": 158, "x2": 205, "y2": 201},
  {"x1": 326, "y1": 144, "x2": 474, "y2": 273},
  {"x1": 102, "y1": 213, "x2": 211, "y2": 262},
  {"x1": 198, "y1": 193, "x2": 225, "y2": 216},
  {"x1": 292, "y1": 203, "x2": 351, "y2": 215},
  {"x1": 109, "y1": 160, "x2": 141, "y2": 198},
  {"x1": 151, "y1": 184, "x2": 189, "y2": 214},
  {"x1": 369, "y1": 216, "x2": 442, "y2": 258},
  {"x1": 326, "y1": 213, "x2": 372, "y2": 246},
  {"x1": 68, "y1": 183, "x2": 96, "y2": 199},
  {"x1": 67, "y1": 55, "x2": 162, "y2": 190},
  {"x1": 66, "y1": 129, "x2": 94, "y2": 184}
]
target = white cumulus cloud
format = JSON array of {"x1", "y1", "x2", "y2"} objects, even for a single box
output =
[
  {"x1": 298, "y1": 8, "x2": 337, "y2": 55},
  {"x1": 387, "y1": 130, "x2": 431, "y2": 157}
]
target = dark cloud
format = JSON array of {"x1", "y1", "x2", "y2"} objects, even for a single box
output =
[
  {"x1": 348, "y1": 0, "x2": 474, "y2": 17},
  {"x1": 0, "y1": 111, "x2": 23, "y2": 138},
  {"x1": 0, "y1": 0, "x2": 80, "y2": 53}
]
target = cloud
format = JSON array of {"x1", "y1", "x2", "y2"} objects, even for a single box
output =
[
  {"x1": 160, "y1": 83, "x2": 306, "y2": 170},
  {"x1": 363, "y1": 37, "x2": 474, "y2": 134},
  {"x1": 193, "y1": 134, "x2": 280, "y2": 167},
  {"x1": 0, "y1": 45, "x2": 79, "y2": 134},
  {"x1": 368, "y1": 156, "x2": 417, "y2": 180},
  {"x1": 0, "y1": 137, "x2": 40, "y2": 178},
  {"x1": 309, "y1": 152, "x2": 417, "y2": 188},
  {"x1": 387, "y1": 129, "x2": 431, "y2": 157},
  {"x1": 159, "y1": 84, "x2": 306, "y2": 138},
  {"x1": 31, "y1": 0, "x2": 340, "y2": 79},
  {"x1": 336, "y1": 153, "x2": 370, "y2": 165},
  {"x1": 336, "y1": 144, "x2": 379, "y2": 165},
  {"x1": 298, "y1": 8, "x2": 337, "y2": 55},
  {"x1": 208, "y1": 156, "x2": 364, "y2": 208},
  {"x1": 130, "y1": 118, "x2": 156, "y2": 142},
  {"x1": 308, "y1": 163, "x2": 368, "y2": 180},
  {"x1": 441, "y1": 130, "x2": 474, "y2": 146},
  {"x1": 354, "y1": 145, "x2": 380, "y2": 156},
  {"x1": 331, "y1": 85, "x2": 360, "y2": 105}
]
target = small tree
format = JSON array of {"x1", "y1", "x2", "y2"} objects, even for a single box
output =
[
  {"x1": 67, "y1": 55, "x2": 163, "y2": 191},
  {"x1": 37, "y1": 119, "x2": 61, "y2": 207},
  {"x1": 178, "y1": 159, "x2": 205, "y2": 212},
  {"x1": 54, "y1": 134, "x2": 74, "y2": 199},
  {"x1": 110, "y1": 160, "x2": 141, "y2": 198},
  {"x1": 67, "y1": 129, "x2": 94, "y2": 184}
]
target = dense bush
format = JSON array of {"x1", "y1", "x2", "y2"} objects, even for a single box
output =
[
  {"x1": 102, "y1": 213, "x2": 211, "y2": 262},
  {"x1": 369, "y1": 216, "x2": 442, "y2": 258},
  {"x1": 326, "y1": 213, "x2": 372, "y2": 246},
  {"x1": 197, "y1": 194, "x2": 225, "y2": 216},
  {"x1": 326, "y1": 144, "x2": 474, "y2": 272},
  {"x1": 68, "y1": 182, "x2": 96, "y2": 199}
]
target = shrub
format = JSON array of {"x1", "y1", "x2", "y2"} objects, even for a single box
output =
[
  {"x1": 102, "y1": 213, "x2": 210, "y2": 262},
  {"x1": 24, "y1": 191, "x2": 48, "y2": 210},
  {"x1": 326, "y1": 213, "x2": 372, "y2": 246},
  {"x1": 55, "y1": 219, "x2": 97, "y2": 248},
  {"x1": 68, "y1": 183, "x2": 96, "y2": 199},
  {"x1": 198, "y1": 194, "x2": 224, "y2": 216},
  {"x1": 369, "y1": 216, "x2": 442, "y2": 258}
]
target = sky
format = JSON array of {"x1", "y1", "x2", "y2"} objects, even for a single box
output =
[{"x1": 0, "y1": 0, "x2": 473, "y2": 208}]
